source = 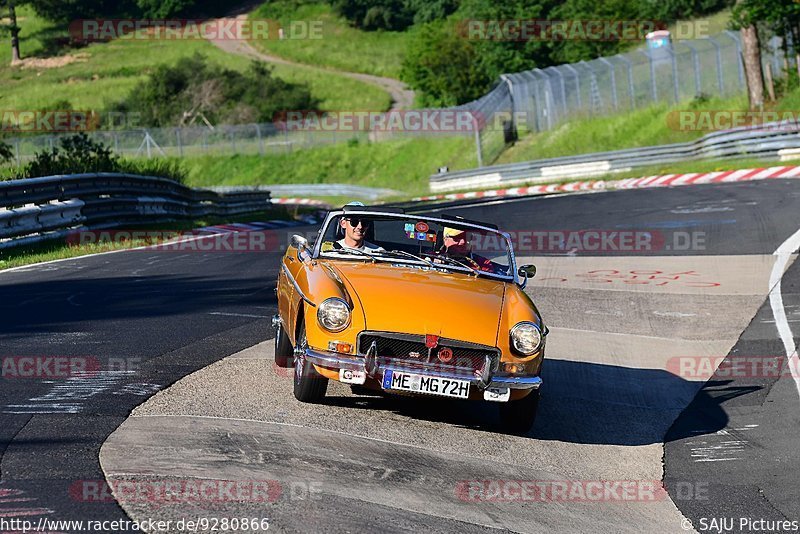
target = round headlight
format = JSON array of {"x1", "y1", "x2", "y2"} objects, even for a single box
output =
[
  {"x1": 510, "y1": 322, "x2": 542, "y2": 355},
  {"x1": 317, "y1": 298, "x2": 351, "y2": 332}
]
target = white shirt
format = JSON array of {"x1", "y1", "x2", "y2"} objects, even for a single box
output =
[{"x1": 336, "y1": 238, "x2": 385, "y2": 252}]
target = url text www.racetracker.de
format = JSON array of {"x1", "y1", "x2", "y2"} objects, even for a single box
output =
[{"x1": 0, "y1": 517, "x2": 271, "y2": 532}]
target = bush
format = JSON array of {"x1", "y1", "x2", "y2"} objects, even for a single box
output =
[
  {"x1": 113, "y1": 54, "x2": 319, "y2": 127},
  {"x1": 400, "y1": 20, "x2": 493, "y2": 106},
  {"x1": 24, "y1": 133, "x2": 118, "y2": 177},
  {"x1": 117, "y1": 158, "x2": 187, "y2": 182},
  {"x1": 3, "y1": 133, "x2": 186, "y2": 183},
  {"x1": 331, "y1": 0, "x2": 458, "y2": 30},
  {"x1": 0, "y1": 141, "x2": 12, "y2": 163}
]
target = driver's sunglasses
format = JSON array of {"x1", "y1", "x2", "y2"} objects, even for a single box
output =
[{"x1": 345, "y1": 217, "x2": 371, "y2": 228}]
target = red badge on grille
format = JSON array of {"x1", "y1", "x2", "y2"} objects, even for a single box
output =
[
  {"x1": 425, "y1": 334, "x2": 439, "y2": 348},
  {"x1": 438, "y1": 347, "x2": 453, "y2": 363}
]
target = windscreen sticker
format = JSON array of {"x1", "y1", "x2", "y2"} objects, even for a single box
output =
[
  {"x1": 415, "y1": 222, "x2": 430, "y2": 232},
  {"x1": 406, "y1": 231, "x2": 438, "y2": 241},
  {"x1": 404, "y1": 223, "x2": 414, "y2": 232}
]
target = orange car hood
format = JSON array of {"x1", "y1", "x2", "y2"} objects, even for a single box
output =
[{"x1": 326, "y1": 261, "x2": 506, "y2": 347}]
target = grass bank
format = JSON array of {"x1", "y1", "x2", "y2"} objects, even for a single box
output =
[
  {"x1": 0, "y1": 6, "x2": 389, "y2": 113},
  {"x1": 249, "y1": 1, "x2": 409, "y2": 79},
  {"x1": 180, "y1": 136, "x2": 478, "y2": 195}
]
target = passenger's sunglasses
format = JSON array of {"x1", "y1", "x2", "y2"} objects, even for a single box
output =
[{"x1": 344, "y1": 217, "x2": 371, "y2": 227}]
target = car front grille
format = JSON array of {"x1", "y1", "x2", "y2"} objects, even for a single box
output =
[{"x1": 357, "y1": 331, "x2": 498, "y2": 373}]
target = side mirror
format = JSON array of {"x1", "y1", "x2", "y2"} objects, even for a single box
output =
[
  {"x1": 291, "y1": 234, "x2": 310, "y2": 262},
  {"x1": 518, "y1": 264, "x2": 536, "y2": 279},
  {"x1": 291, "y1": 234, "x2": 308, "y2": 250}
]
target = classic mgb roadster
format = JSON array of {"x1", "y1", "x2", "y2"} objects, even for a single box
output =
[{"x1": 273, "y1": 205, "x2": 546, "y2": 432}]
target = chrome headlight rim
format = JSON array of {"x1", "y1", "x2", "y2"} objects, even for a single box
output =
[
  {"x1": 317, "y1": 297, "x2": 351, "y2": 332},
  {"x1": 510, "y1": 321, "x2": 543, "y2": 356}
]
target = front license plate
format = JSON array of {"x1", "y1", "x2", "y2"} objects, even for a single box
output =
[{"x1": 381, "y1": 370, "x2": 470, "y2": 399}]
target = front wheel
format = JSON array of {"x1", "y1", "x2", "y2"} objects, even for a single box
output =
[
  {"x1": 293, "y1": 319, "x2": 328, "y2": 403},
  {"x1": 498, "y1": 389, "x2": 540, "y2": 434}
]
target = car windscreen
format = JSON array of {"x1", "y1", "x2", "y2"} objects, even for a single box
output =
[{"x1": 318, "y1": 215, "x2": 512, "y2": 276}]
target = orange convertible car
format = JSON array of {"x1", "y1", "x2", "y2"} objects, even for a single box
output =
[{"x1": 273, "y1": 205, "x2": 546, "y2": 432}]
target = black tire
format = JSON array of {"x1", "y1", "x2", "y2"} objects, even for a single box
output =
[
  {"x1": 274, "y1": 319, "x2": 293, "y2": 368},
  {"x1": 498, "y1": 389, "x2": 540, "y2": 434},
  {"x1": 293, "y1": 319, "x2": 328, "y2": 403}
]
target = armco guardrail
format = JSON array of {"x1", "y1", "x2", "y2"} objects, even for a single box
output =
[
  {"x1": 0, "y1": 173, "x2": 272, "y2": 249},
  {"x1": 429, "y1": 123, "x2": 800, "y2": 192}
]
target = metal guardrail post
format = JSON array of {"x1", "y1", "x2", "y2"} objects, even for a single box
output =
[
  {"x1": 667, "y1": 47, "x2": 680, "y2": 104},
  {"x1": 578, "y1": 60, "x2": 602, "y2": 114},
  {"x1": 614, "y1": 54, "x2": 636, "y2": 110},
  {"x1": 639, "y1": 49, "x2": 658, "y2": 102},
  {"x1": 725, "y1": 30, "x2": 745, "y2": 88},
  {"x1": 545, "y1": 66, "x2": 568, "y2": 116},
  {"x1": 470, "y1": 113, "x2": 483, "y2": 168},
  {"x1": 176, "y1": 128, "x2": 184, "y2": 158},
  {"x1": 255, "y1": 123, "x2": 264, "y2": 156},
  {"x1": 563, "y1": 64, "x2": 582, "y2": 111},
  {"x1": 684, "y1": 43, "x2": 702, "y2": 96},
  {"x1": 598, "y1": 57, "x2": 618, "y2": 110},
  {"x1": 708, "y1": 36, "x2": 725, "y2": 94}
]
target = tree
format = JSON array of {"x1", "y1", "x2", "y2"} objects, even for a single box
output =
[
  {"x1": 732, "y1": 0, "x2": 766, "y2": 109},
  {"x1": 401, "y1": 20, "x2": 493, "y2": 106},
  {"x1": 0, "y1": 0, "x2": 23, "y2": 63}
]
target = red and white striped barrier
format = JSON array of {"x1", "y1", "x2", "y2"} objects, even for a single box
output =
[
  {"x1": 614, "y1": 165, "x2": 800, "y2": 188},
  {"x1": 271, "y1": 197, "x2": 328, "y2": 206},
  {"x1": 412, "y1": 180, "x2": 607, "y2": 202},
  {"x1": 412, "y1": 165, "x2": 800, "y2": 203}
]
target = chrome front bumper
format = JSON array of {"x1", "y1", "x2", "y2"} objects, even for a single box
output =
[{"x1": 302, "y1": 347, "x2": 542, "y2": 391}]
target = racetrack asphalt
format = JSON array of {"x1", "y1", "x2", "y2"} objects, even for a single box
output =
[{"x1": 2, "y1": 180, "x2": 800, "y2": 533}]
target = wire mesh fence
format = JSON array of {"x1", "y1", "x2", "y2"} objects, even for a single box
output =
[{"x1": 3, "y1": 31, "x2": 795, "y2": 169}]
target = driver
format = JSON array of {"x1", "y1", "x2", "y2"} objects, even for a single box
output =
[
  {"x1": 439, "y1": 227, "x2": 498, "y2": 273},
  {"x1": 337, "y1": 215, "x2": 385, "y2": 252}
]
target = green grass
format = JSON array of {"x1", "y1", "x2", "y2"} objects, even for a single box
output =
[
  {"x1": 0, "y1": 6, "x2": 390, "y2": 114},
  {"x1": 180, "y1": 136, "x2": 478, "y2": 196},
  {"x1": 496, "y1": 93, "x2": 750, "y2": 164},
  {"x1": 249, "y1": 1, "x2": 410, "y2": 79}
]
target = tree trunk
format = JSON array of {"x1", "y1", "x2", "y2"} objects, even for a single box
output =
[
  {"x1": 9, "y1": 2, "x2": 21, "y2": 64},
  {"x1": 740, "y1": 23, "x2": 764, "y2": 110}
]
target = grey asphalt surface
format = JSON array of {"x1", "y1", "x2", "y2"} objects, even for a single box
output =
[
  {"x1": 2, "y1": 180, "x2": 800, "y2": 533},
  {"x1": 664, "y1": 258, "x2": 800, "y2": 531}
]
